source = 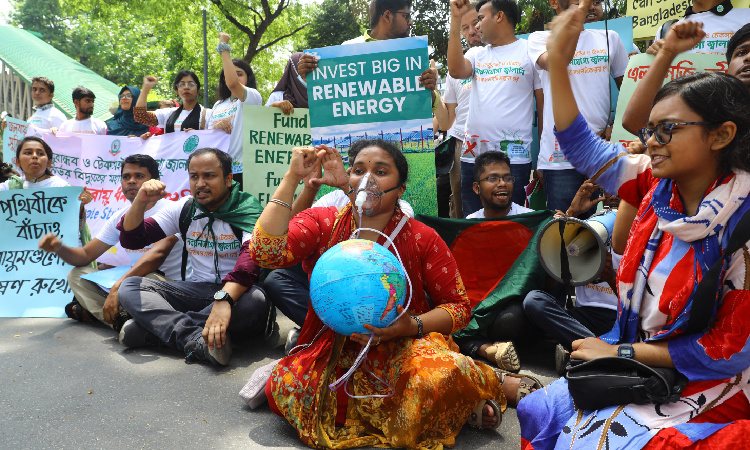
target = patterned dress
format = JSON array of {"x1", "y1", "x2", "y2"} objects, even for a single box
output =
[
  {"x1": 518, "y1": 114, "x2": 750, "y2": 450},
  {"x1": 250, "y1": 205, "x2": 504, "y2": 449}
]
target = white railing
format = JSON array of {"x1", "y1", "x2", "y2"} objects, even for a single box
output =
[{"x1": 0, "y1": 60, "x2": 33, "y2": 121}]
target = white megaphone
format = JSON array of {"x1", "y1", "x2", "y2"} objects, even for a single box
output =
[{"x1": 536, "y1": 210, "x2": 617, "y2": 286}]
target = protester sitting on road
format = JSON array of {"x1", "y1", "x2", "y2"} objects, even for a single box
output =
[
  {"x1": 37, "y1": 154, "x2": 185, "y2": 329},
  {"x1": 106, "y1": 86, "x2": 149, "y2": 137},
  {"x1": 452, "y1": 151, "x2": 533, "y2": 372},
  {"x1": 116, "y1": 148, "x2": 271, "y2": 367},
  {"x1": 265, "y1": 52, "x2": 307, "y2": 114},
  {"x1": 133, "y1": 70, "x2": 209, "y2": 135},
  {"x1": 523, "y1": 180, "x2": 620, "y2": 376},
  {"x1": 519, "y1": 3, "x2": 750, "y2": 447},
  {"x1": 205, "y1": 32, "x2": 262, "y2": 187},
  {"x1": 251, "y1": 140, "x2": 542, "y2": 447},
  {"x1": 54, "y1": 86, "x2": 108, "y2": 135},
  {"x1": 0, "y1": 136, "x2": 95, "y2": 319}
]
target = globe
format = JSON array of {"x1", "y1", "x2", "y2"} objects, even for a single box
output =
[{"x1": 310, "y1": 239, "x2": 408, "y2": 336}]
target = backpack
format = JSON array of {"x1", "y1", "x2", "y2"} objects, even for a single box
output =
[
  {"x1": 657, "y1": 19, "x2": 679, "y2": 40},
  {"x1": 178, "y1": 198, "x2": 243, "y2": 281}
]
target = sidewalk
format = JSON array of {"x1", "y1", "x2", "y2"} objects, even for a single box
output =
[{"x1": 0, "y1": 314, "x2": 559, "y2": 449}]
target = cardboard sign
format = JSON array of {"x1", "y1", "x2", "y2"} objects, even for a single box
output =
[
  {"x1": 627, "y1": 0, "x2": 750, "y2": 40},
  {"x1": 3, "y1": 117, "x2": 28, "y2": 163}
]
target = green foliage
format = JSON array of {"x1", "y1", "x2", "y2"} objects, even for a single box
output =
[
  {"x1": 411, "y1": 0, "x2": 450, "y2": 74},
  {"x1": 305, "y1": 0, "x2": 362, "y2": 50}
]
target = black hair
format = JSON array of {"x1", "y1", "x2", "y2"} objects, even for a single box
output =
[
  {"x1": 187, "y1": 148, "x2": 233, "y2": 179},
  {"x1": 0, "y1": 162, "x2": 17, "y2": 183},
  {"x1": 473, "y1": 150, "x2": 511, "y2": 181},
  {"x1": 348, "y1": 139, "x2": 409, "y2": 186},
  {"x1": 475, "y1": 0, "x2": 520, "y2": 28},
  {"x1": 31, "y1": 76, "x2": 54, "y2": 94},
  {"x1": 727, "y1": 23, "x2": 750, "y2": 64},
  {"x1": 653, "y1": 72, "x2": 750, "y2": 174},
  {"x1": 15, "y1": 136, "x2": 54, "y2": 176},
  {"x1": 172, "y1": 70, "x2": 201, "y2": 91},
  {"x1": 369, "y1": 0, "x2": 413, "y2": 29},
  {"x1": 72, "y1": 86, "x2": 96, "y2": 102},
  {"x1": 218, "y1": 59, "x2": 257, "y2": 101},
  {"x1": 121, "y1": 154, "x2": 160, "y2": 180}
]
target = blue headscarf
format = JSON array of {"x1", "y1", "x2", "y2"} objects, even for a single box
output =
[{"x1": 106, "y1": 86, "x2": 149, "y2": 136}]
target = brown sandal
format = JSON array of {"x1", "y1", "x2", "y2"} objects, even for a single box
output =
[
  {"x1": 495, "y1": 368, "x2": 543, "y2": 407},
  {"x1": 485, "y1": 341, "x2": 521, "y2": 372},
  {"x1": 467, "y1": 398, "x2": 502, "y2": 430}
]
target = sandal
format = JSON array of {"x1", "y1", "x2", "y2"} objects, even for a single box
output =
[
  {"x1": 64, "y1": 299, "x2": 94, "y2": 322},
  {"x1": 495, "y1": 368, "x2": 543, "y2": 407},
  {"x1": 466, "y1": 398, "x2": 502, "y2": 430},
  {"x1": 485, "y1": 341, "x2": 521, "y2": 372}
]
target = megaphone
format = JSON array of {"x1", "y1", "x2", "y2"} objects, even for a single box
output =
[{"x1": 536, "y1": 210, "x2": 617, "y2": 286}]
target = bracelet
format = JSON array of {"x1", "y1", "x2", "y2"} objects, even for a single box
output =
[
  {"x1": 411, "y1": 315, "x2": 424, "y2": 338},
  {"x1": 216, "y1": 42, "x2": 231, "y2": 54},
  {"x1": 269, "y1": 198, "x2": 292, "y2": 210}
]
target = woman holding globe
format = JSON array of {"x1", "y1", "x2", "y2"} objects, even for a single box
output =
[{"x1": 250, "y1": 139, "x2": 541, "y2": 449}]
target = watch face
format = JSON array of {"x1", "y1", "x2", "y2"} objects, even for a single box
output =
[
  {"x1": 619, "y1": 345, "x2": 633, "y2": 358},
  {"x1": 214, "y1": 290, "x2": 226, "y2": 300}
]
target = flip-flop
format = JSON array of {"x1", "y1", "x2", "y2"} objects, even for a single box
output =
[
  {"x1": 64, "y1": 299, "x2": 94, "y2": 322},
  {"x1": 466, "y1": 398, "x2": 502, "y2": 430},
  {"x1": 494, "y1": 368, "x2": 543, "y2": 407},
  {"x1": 485, "y1": 341, "x2": 521, "y2": 372}
]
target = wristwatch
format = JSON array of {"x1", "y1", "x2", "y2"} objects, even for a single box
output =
[
  {"x1": 213, "y1": 290, "x2": 236, "y2": 308},
  {"x1": 411, "y1": 315, "x2": 424, "y2": 338},
  {"x1": 617, "y1": 344, "x2": 634, "y2": 358}
]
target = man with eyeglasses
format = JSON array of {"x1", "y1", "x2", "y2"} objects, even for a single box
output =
[
  {"x1": 466, "y1": 151, "x2": 533, "y2": 219},
  {"x1": 55, "y1": 86, "x2": 108, "y2": 135}
]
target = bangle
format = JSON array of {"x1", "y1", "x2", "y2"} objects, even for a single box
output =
[
  {"x1": 268, "y1": 198, "x2": 292, "y2": 210},
  {"x1": 411, "y1": 315, "x2": 424, "y2": 338},
  {"x1": 216, "y1": 42, "x2": 231, "y2": 54}
]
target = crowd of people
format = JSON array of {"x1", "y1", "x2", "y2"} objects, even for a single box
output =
[{"x1": 2, "y1": 0, "x2": 750, "y2": 448}]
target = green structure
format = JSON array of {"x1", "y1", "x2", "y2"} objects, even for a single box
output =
[{"x1": 0, "y1": 26, "x2": 120, "y2": 121}]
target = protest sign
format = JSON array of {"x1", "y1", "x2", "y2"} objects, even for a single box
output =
[
  {"x1": 242, "y1": 105, "x2": 309, "y2": 206},
  {"x1": 0, "y1": 186, "x2": 81, "y2": 317},
  {"x1": 610, "y1": 52, "x2": 727, "y2": 146},
  {"x1": 306, "y1": 36, "x2": 437, "y2": 216},
  {"x1": 3, "y1": 117, "x2": 28, "y2": 163},
  {"x1": 41, "y1": 130, "x2": 230, "y2": 266},
  {"x1": 628, "y1": 0, "x2": 750, "y2": 40},
  {"x1": 80, "y1": 265, "x2": 131, "y2": 291}
]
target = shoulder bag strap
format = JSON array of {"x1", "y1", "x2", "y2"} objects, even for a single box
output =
[{"x1": 179, "y1": 198, "x2": 194, "y2": 281}]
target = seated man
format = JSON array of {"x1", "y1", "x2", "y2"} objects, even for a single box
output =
[
  {"x1": 454, "y1": 151, "x2": 534, "y2": 372},
  {"x1": 116, "y1": 148, "x2": 271, "y2": 366},
  {"x1": 37, "y1": 154, "x2": 184, "y2": 328},
  {"x1": 523, "y1": 180, "x2": 620, "y2": 375}
]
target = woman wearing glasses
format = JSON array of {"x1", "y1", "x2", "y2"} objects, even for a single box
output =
[
  {"x1": 133, "y1": 70, "x2": 210, "y2": 135},
  {"x1": 518, "y1": 11, "x2": 750, "y2": 450},
  {"x1": 205, "y1": 32, "x2": 263, "y2": 185},
  {"x1": 106, "y1": 86, "x2": 150, "y2": 137}
]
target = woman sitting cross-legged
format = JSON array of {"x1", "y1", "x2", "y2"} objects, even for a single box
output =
[
  {"x1": 249, "y1": 139, "x2": 541, "y2": 449},
  {"x1": 518, "y1": 7, "x2": 750, "y2": 450}
]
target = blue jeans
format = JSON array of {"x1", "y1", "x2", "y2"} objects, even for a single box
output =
[
  {"x1": 541, "y1": 168, "x2": 594, "y2": 216},
  {"x1": 118, "y1": 278, "x2": 270, "y2": 351},
  {"x1": 461, "y1": 161, "x2": 533, "y2": 217}
]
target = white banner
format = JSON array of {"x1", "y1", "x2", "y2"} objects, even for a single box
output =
[{"x1": 38, "y1": 130, "x2": 230, "y2": 266}]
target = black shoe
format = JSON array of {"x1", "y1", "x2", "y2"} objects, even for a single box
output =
[
  {"x1": 285, "y1": 327, "x2": 301, "y2": 356},
  {"x1": 119, "y1": 319, "x2": 160, "y2": 348},
  {"x1": 555, "y1": 344, "x2": 570, "y2": 376},
  {"x1": 185, "y1": 335, "x2": 232, "y2": 366}
]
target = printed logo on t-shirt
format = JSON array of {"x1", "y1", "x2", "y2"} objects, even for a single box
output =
[
  {"x1": 183, "y1": 135, "x2": 200, "y2": 153},
  {"x1": 474, "y1": 60, "x2": 526, "y2": 83},
  {"x1": 549, "y1": 138, "x2": 569, "y2": 164},
  {"x1": 110, "y1": 139, "x2": 121, "y2": 156},
  {"x1": 568, "y1": 49, "x2": 610, "y2": 76},
  {"x1": 186, "y1": 231, "x2": 241, "y2": 259},
  {"x1": 462, "y1": 131, "x2": 529, "y2": 160}
]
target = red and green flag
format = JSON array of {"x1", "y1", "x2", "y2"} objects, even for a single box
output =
[{"x1": 417, "y1": 211, "x2": 553, "y2": 340}]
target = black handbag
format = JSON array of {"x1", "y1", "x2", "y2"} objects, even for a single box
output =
[{"x1": 564, "y1": 208, "x2": 750, "y2": 410}]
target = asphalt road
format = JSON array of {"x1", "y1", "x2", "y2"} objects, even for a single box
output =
[{"x1": 0, "y1": 313, "x2": 559, "y2": 450}]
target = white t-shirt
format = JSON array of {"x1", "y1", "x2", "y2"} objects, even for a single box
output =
[
  {"x1": 27, "y1": 105, "x2": 67, "y2": 130},
  {"x1": 151, "y1": 105, "x2": 209, "y2": 132},
  {"x1": 443, "y1": 74, "x2": 472, "y2": 141},
  {"x1": 655, "y1": 9, "x2": 750, "y2": 55},
  {"x1": 58, "y1": 117, "x2": 108, "y2": 135},
  {"x1": 342, "y1": 36, "x2": 367, "y2": 45},
  {"x1": 265, "y1": 91, "x2": 284, "y2": 106},
  {"x1": 575, "y1": 250, "x2": 621, "y2": 310},
  {"x1": 206, "y1": 86, "x2": 263, "y2": 174},
  {"x1": 96, "y1": 199, "x2": 185, "y2": 280},
  {"x1": 528, "y1": 30, "x2": 628, "y2": 171},
  {"x1": 462, "y1": 40, "x2": 541, "y2": 165},
  {"x1": 147, "y1": 196, "x2": 249, "y2": 284},
  {"x1": 0, "y1": 174, "x2": 68, "y2": 191},
  {"x1": 313, "y1": 189, "x2": 415, "y2": 218},
  {"x1": 466, "y1": 202, "x2": 534, "y2": 218}
]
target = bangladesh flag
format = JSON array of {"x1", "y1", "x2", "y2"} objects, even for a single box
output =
[{"x1": 417, "y1": 211, "x2": 553, "y2": 340}]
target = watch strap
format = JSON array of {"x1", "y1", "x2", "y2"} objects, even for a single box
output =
[{"x1": 411, "y1": 315, "x2": 424, "y2": 338}]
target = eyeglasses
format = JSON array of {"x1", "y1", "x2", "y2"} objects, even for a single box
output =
[
  {"x1": 177, "y1": 82, "x2": 197, "y2": 89},
  {"x1": 637, "y1": 122, "x2": 715, "y2": 147},
  {"x1": 118, "y1": 94, "x2": 133, "y2": 99},
  {"x1": 477, "y1": 175, "x2": 515, "y2": 184}
]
